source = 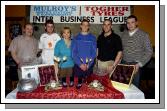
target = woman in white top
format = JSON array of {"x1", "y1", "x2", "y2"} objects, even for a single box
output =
[{"x1": 39, "y1": 19, "x2": 61, "y2": 64}]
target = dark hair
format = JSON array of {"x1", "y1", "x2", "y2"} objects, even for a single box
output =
[
  {"x1": 45, "y1": 19, "x2": 54, "y2": 26},
  {"x1": 81, "y1": 19, "x2": 90, "y2": 25},
  {"x1": 103, "y1": 19, "x2": 112, "y2": 24},
  {"x1": 127, "y1": 15, "x2": 138, "y2": 21},
  {"x1": 61, "y1": 27, "x2": 71, "y2": 37}
]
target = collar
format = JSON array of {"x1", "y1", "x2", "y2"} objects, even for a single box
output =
[{"x1": 128, "y1": 28, "x2": 139, "y2": 36}]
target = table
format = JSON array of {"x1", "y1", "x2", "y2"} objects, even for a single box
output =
[
  {"x1": 6, "y1": 84, "x2": 144, "y2": 99},
  {"x1": 6, "y1": 74, "x2": 145, "y2": 99}
]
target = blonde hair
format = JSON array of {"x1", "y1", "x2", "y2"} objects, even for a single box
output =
[{"x1": 61, "y1": 27, "x2": 71, "y2": 38}]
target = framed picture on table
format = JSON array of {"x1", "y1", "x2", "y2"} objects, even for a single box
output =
[
  {"x1": 38, "y1": 65, "x2": 57, "y2": 86},
  {"x1": 110, "y1": 64, "x2": 136, "y2": 90},
  {"x1": 21, "y1": 64, "x2": 58, "y2": 86}
]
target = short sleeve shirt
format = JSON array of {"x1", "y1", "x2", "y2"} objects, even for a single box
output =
[
  {"x1": 39, "y1": 33, "x2": 61, "y2": 50},
  {"x1": 39, "y1": 33, "x2": 61, "y2": 64},
  {"x1": 8, "y1": 35, "x2": 38, "y2": 64},
  {"x1": 97, "y1": 32, "x2": 123, "y2": 61}
]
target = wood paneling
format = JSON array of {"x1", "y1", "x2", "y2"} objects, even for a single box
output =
[
  {"x1": 133, "y1": 5, "x2": 155, "y2": 47},
  {"x1": 5, "y1": 5, "x2": 26, "y2": 17}
]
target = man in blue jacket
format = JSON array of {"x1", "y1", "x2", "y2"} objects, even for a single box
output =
[{"x1": 71, "y1": 19, "x2": 97, "y2": 89}]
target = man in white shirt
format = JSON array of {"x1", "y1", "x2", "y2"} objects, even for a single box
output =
[{"x1": 39, "y1": 19, "x2": 61, "y2": 64}]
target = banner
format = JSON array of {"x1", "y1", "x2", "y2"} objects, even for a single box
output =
[{"x1": 30, "y1": 5, "x2": 131, "y2": 24}]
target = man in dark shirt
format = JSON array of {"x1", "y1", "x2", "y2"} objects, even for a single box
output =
[{"x1": 97, "y1": 19, "x2": 123, "y2": 76}]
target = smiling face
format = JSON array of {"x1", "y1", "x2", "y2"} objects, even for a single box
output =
[
  {"x1": 24, "y1": 24, "x2": 33, "y2": 37},
  {"x1": 62, "y1": 29, "x2": 71, "y2": 40},
  {"x1": 80, "y1": 21, "x2": 90, "y2": 33},
  {"x1": 127, "y1": 18, "x2": 138, "y2": 32},
  {"x1": 102, "y1": 20, "x2": 112, "y2": 33},
  {"x1": 45, "y1": 23, "x2": 54, "y2": 34}
]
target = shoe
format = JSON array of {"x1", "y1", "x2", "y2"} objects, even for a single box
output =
[
  {"x1": 62, "y1": 82, "x2": 67, "y2": 87},
  {"x1": 76, "y1": 83, "x2": 82, "y2": 89},
  {"x1": 69, "y1": 81, "x2": 74, "y2": 87}
]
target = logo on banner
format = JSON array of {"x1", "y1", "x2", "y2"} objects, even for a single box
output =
[{"x1": 30, "y1": 5, "x2": 131, "y2": 24}]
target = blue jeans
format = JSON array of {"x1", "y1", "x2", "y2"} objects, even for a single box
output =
[
  {"x1": 73, "y1": 64, "x2": 93, "y2": 78},
  {"x1": 73, "y1": 64, "x2": 93, "y2": 84},
  {"x1": 132, "y1": 69, "x2": 141, "y2": 88}
]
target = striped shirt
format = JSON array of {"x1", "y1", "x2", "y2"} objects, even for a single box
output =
[{"x1": 121, "y1": 28, "x2": 153, "y2": 67}]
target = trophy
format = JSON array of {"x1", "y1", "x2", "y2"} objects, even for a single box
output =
[
  {"x1": 54, "y1": 56, "x2": 67, "y2": 63},
  {"x1": 80, "y1": 57, "x2": 92, "y2": 66},
  {"x1": 54, "y1": 56, "x2": 67, "y2": 82}
]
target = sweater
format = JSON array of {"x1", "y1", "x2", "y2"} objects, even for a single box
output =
[
  {"x1": 71, "y1": 33, "x2": 97, "y2": 68},
  {"x1": 121, "y1": 28, "x2": 153, "y2": 67}
]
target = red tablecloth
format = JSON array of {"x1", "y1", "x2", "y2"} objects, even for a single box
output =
[{"x1": 17, "y1": 74, "x2": 124, "y2": 99}]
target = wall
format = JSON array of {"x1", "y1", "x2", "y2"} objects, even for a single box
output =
[
  {"x1": 6, "y1": 5, "x2": 26, "y2": 17},
  {"x1": 5, "y1": 5, "x2": 26, "y2": 56},
  {"x1": 133, "y1": 5, "x2": 155, "y2": 47}
]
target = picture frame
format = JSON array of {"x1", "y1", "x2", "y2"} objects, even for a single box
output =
[{"x1": 110, "y1": 64, "x2": 136, "y2": 90}]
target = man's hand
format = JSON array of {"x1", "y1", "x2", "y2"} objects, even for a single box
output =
[
  {"x1": 134, "y1": 63, "x2": 140, "y2": 74},
  {"x1": 86, "y1": 64, "x2": 89, "y2": 70},
  {"x1": 80, "y1": 64, "x2": 87, "y2": 71},
  {"x1": 37, "y1": 50, "x2": 42, "y2": 57},
  {"x1": 107, "y1": 65, "x2": 116, "y2": 73},
  {"x1": 17, "y1": 61, "x2": 22, "y2": 68}
]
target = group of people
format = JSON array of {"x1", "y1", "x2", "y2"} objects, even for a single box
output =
[{"x1": 8, "y1": 15, "x2": 153, "y2": 89}]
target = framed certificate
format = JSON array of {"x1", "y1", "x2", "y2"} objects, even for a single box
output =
[
  {"x1": 38, "y1": 65, "x2": 57, "y2": 86},
  {"x1": 21, "y1": 64, "x2": 58, "y2": 86},
  {"x1": 110, "y1": 64, "x2": 135, "y2": 90},
  {"x1": 21, "y1": 65, "x2": 40, "y2": 84}
]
